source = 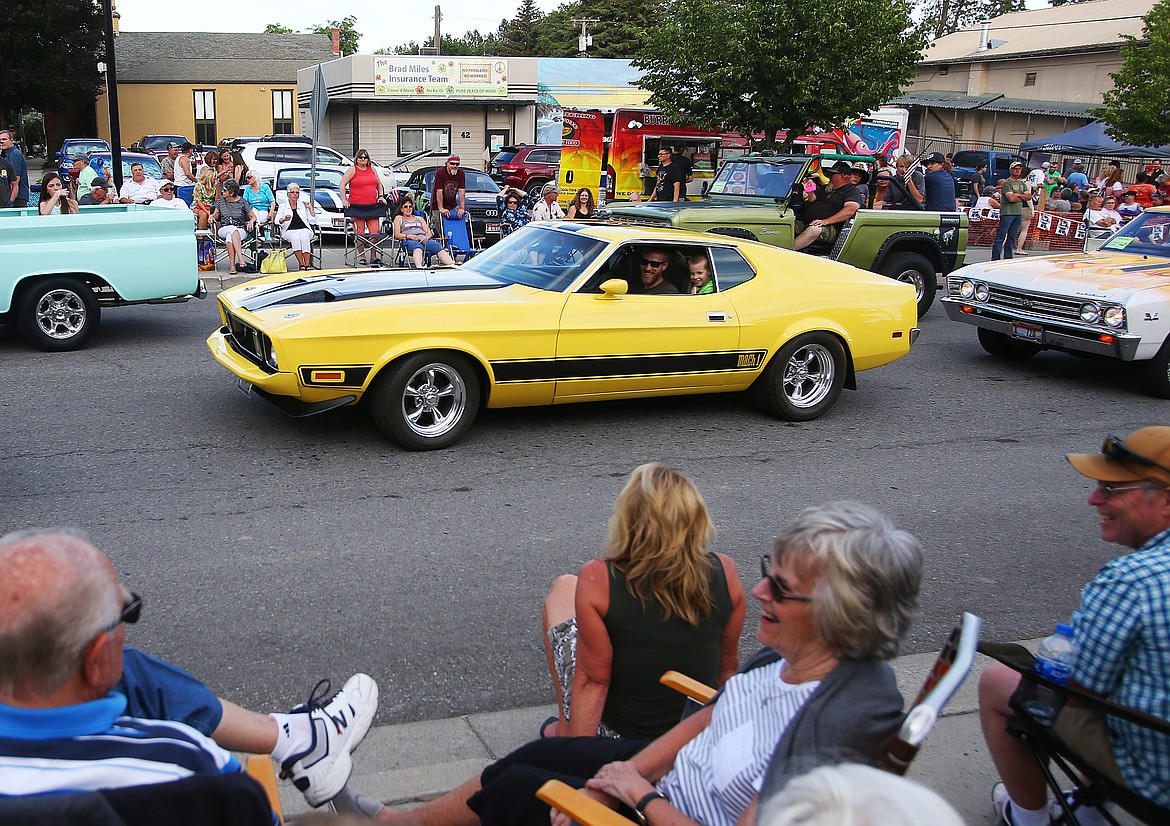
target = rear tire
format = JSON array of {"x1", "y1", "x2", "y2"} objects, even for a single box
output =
[
  {"x1": 369, "y1": 352, "x2": 481, "y2": 450},
  {"x1": 16, "y1": 277, "x2": 101, "y2": 351},
  {"x1": 977, "y1": 327, "x2": 1041, "y2": 361},
  {"x1": 526, "y1": 180, "x2": 549, "y2": 199},
  {"x1": 753, "y1": 332, "x2": 846, "y2": 421},
  {"x1": 879, "y1": 251, "x2": 936, "y2": 317}
]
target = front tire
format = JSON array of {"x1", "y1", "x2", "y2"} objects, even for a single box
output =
[
  {"x1": 977, "y1": 327, "x2": 1041, "y2": 360},
  {"x1": 1143, "y1": 337, "x2": 1170, "y2": 399},
  {"x1": 369, "y1": 352, "x2": 481, "y2": 450},
  {"x1": 879, "y1": 252, "x2": 936, "y2": 317},
  {"x1": 754, "y1": 332, "x2": 846, "y2": 421},
  {"x1": 16, "y1": 277, "x2": 101, "y2": 351}
]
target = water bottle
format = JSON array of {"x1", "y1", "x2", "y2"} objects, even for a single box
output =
[{"x1": 1023, "y1": 623, "x2": 1077, "y2": 726}]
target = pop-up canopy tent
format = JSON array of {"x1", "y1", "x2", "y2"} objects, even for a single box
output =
[{"x1": 1019, "y1": 120, "x2": 1170, "y2": 159}]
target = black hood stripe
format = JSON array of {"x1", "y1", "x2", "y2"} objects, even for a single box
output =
[{"x1": 236, "y1": 271, "x2": 507, "y2": 311}]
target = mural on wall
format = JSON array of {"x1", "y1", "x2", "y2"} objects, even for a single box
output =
[
  {"x1": 536, "y1": 58, "x2": 648, "y2": 144},
  {"x1": 374, "y1": 57, "x2": 508, "y2": 97}
]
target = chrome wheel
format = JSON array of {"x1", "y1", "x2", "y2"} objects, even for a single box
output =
[
  {"x1": 783, "y1": 343, "x2": 837, "y2": 409},
  {"x1": 35, "y1": 288, "x2": 88, "y2": 340},
  {"x1": 400, "y1": 362, "x2": 468, "y2": 438}
]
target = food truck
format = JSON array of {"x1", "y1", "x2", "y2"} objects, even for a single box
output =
[{"x1": 557, "y1": 108, "x2": 728, "y2": 205}]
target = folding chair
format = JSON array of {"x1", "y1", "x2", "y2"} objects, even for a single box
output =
[
  {"x1": 537, "y1": 613, "x2": 983, "y2": 826},
  {"x1": 439, "y1": 212, "x2": 479, "y2": 263},
  {"x1": 979, "y1": 640, "x2": 1170, "y2": 826},
  {"x1": 343, "y1": 215, "x2": 393, "y2": 267}
]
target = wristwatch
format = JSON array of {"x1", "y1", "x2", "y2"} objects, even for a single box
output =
[{"x1": 633, "y1": 790, "x2": 669, "y2": 825}]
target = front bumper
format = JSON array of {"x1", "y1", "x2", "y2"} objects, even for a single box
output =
[
  {"x1": 941, "y1": 298, "x2": 1141, "y2": 360},
  {"x1": 206, "y1": 328, "x2": 357, "y2": 416}
]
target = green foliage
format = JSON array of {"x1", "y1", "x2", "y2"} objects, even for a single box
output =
[
  {"x1": 499, "y1": 0, "x2": 545, "y2": 56},
  {"x1": 636, "y1": 0, "x2": 924, "y2": 147},
  {"x1": 311, "y1": 16, "x2": 362, "y2": 56},
  {"x1": 385, "y1": 31, "x2": 504, "y2": 56},
  {"x1": 1094, "y1": 0, "x2": 1170, "y2": 148},
  {"x1": 0, "y1": 0, "x2": 104, "y2": 124},
  {"x1": 264, "y1": 23, "x2": 295, "y2": 34},
  {"x1": 916, "y1": 0, "x2": 1024, "y2": 39}
]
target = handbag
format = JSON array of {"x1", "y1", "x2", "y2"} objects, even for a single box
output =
[
  {"x1": 260, "y1": 248, "x2": 288, "y2": 274},
  {"x1": 197, "y1": 236, "x2": 215, "y2": 272}
]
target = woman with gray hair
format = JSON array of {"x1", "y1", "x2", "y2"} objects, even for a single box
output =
[{"x1": 338, "y1": 501, "x2": 922, "y2": 826}]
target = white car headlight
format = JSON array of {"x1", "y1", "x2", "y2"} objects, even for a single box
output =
[
  {"x1": 974, "y1": 283, "x2": 990, "y2": 303},
  {"x1": 1103, "y1": 306, "x2": 1126, "y2": 328},
  {"x1": 959, "y1": 280, "x2": 976, "y2": 299},
  {"x1": 265, "y1": 345, "x2": 279, "y2": 371},
  {"x1": 1080, "y1": 303, "x2": 1101, "y2": 324}
]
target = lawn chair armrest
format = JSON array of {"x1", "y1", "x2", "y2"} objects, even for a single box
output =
[
  {"x1": 245, "y1": 754, "x2": 284, "y2": 824},
  {"x1": 659, "y1": 671, "x2": 717, "y2": 704},
  {"x1": 536, "y1": 780, "x2": 635, "y2": 826}
]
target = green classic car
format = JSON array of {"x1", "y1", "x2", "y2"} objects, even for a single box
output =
[{"x1": 603, "y1": 153, "x2": 967, "y2": 316}]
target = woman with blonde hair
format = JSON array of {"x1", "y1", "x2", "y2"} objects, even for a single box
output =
[
  {"x1": 192, "y1": 165, "x2": 217, "y2": 231},
  {"x1": 539, "y1": 463, "x2": 745, "y2": 740}
]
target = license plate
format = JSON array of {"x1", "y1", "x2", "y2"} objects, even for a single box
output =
[
  {"x1": 237, "y1": 377, "x2": 254, "y2": 397},
  {"x1": 1012, "y1": 322, "x2": 1043, "y2": 342},
  {"x1": 487, "y1": 223, "x2": 501, "y2": 233},
  {"x1": 332, "y1": 217, "x2": 345, "y2": 227}
]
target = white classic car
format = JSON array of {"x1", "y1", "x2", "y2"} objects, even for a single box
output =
[{"x1": 942, "y1": 207, "x2": 1170, "y2": 397}]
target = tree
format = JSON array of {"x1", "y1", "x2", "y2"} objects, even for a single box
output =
[
  {"x1": 1094, "y1": 0, "x2": 1170, "y2": 148},
  {"x1": 635, "y1": 0, "x2": 925, "y2": 148},
  {"x1": 499, "y1": 0, "x2": 545, "y2": 56},
  {"x1": 1, "y1": 0, "x2": 104, "y2": 127},
  {"x1": 916, "y1": 0, "x2": 1024, "y2": 40},
  {"x1": 384, "y1": 30, "x2": 503, "y2": 55},
  {"x1": 311, "y1": 16, "x2": 362, "y2": 56},
  {"x1": 264, "y1": 23, "x2": 295, "y2": 34}
]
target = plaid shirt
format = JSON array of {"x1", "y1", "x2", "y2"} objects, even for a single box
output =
[{"x1": 1072, "y1": 525, "x2": 1170, "y2": 806}]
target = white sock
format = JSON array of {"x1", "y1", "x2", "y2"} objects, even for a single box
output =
[
  {"x1": 269, "y1": 712, "x2": 314, "y2": 763},
  {"x1": 1006, "y1": 799, "x2": 1050, "y2": 826}
]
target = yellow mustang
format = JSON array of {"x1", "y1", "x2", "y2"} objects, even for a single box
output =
[{"x1": 208, "y1": 223, "x2": 917, "y2": 450}]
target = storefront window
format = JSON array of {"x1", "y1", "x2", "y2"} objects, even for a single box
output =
[{"x1": 399, "y1": 126, "x2": 450, "y2": 154}]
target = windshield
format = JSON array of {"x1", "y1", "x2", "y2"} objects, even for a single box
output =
[
  {"x1": 708, "y1": 159, "x2": 803, "y2": 198},
  {"x1": 423, "y1": 169, "x2": 501, "y2": 193},
  {"x1": 1099, "y1": 211, "x2": 1170, "y2": 259},
  {"x1": 492, "y1": 150, "x2": 520, "y2": 166},
  {"x1": 145, "y1": 136, "x2": 186, "y2": 151},
  {"x1": 951, "y1": 152, "x2": 983, "y2": 169},
  {"x1": 278, "y1": 169, "x2": 344, "y2": 190},
  {"x1": 462, "y1": 224, "x2": 607, "y2": 291},
  {"x1": 94, "y1": 154, "x2": 164, "y2": 179},
  {"x1": 65, "y1": 140, "x2": 110, "y2": 157}
]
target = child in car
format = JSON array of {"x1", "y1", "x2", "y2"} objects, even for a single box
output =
[{"x1": 688, "y1": 254, "x2": 714, "y2": 294}]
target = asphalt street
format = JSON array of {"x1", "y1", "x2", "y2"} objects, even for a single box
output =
[{"x1": 2, "y1": 254, "x2": 1164, "y2": 729}]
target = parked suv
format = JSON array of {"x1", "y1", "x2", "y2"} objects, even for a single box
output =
[
  {"x1": 240, "y1": 143, "x2": 433, "y2": 190},
  {"x1": 490, "y1": 144, "x2": 561, "y2": 197},
  {"x1": 951, "y1": 150, "x2": 1029, "y2": 199},
  {"x1": 130, "y1": 135, "x2": 189, "y2": 157}
]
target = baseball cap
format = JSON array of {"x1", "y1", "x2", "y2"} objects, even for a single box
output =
[
  {"x1": 1010, "y1": 161, "x2": 1025, "y2": 169},
  {"x1": 91, "y1": 178, "x2": 108, "y2": 189},
  {"x1": 1073, "y1": 158, "x2": 1084, "y2": 165},
  {"x1": 823, "y1": 161, "x2": 853, "y2": 176},
  {"x1": 1041, "y1": 161, "x2": 1051, "y2": 168},
  {"x1": 180, "y1": 141, "x2": 195, "y2": 151},
  {"x1": 447, "y1": 155, "x2": 460, "y2": 163},
  {"x1": 924, "y1": 152, "x2": 946, "y2": 165},
  {"x1": 1067, "y1": 428, "x2": 1170, "y2": 486},
  {"x1": 71, "y1": 153, "x2": 88, "y2": 162},
  {"x1": 167, "y1": 141, "x2": 180, "y2": 149}
]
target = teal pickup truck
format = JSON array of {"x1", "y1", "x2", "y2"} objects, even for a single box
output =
[{"x1": 1, "y1": 205, "x2": 206, "y2": 350}]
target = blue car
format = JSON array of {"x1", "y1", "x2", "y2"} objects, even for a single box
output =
[{"x1": 54, "y1": 138, "x2": 112, "y2": 181}]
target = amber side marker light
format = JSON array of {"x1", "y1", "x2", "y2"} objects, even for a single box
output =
[
  {"x1": 310, "y1": 370, "x2": 346, "y2": 383},
  {"x1": 1099, "y1": 334, "x2": 1116, "y2": 344},
  {"x1": 892, "y1": 331, "x2": 903, "y2": 338},
  {"x1": 960, "y1": 305, "x2": 975, "y2": 313}
]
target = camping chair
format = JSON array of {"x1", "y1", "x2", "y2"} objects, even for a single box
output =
[
  {"x1": 343, "y1": 213, "x2": 393, "y2": 267},
  {"x1": 440, "y1": 212, "x2": 479, "y2": 263},
  {"x1": 536, "y1": 612, "x2": 982, "y2": 825},
  {"x1": 978, "y1": 640, "x2": 1170, "y2": 826},
  {"x1": 211, "y1": 221, "x2": 262, "y2": 274}
]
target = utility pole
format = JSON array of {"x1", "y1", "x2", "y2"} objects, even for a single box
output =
[
  {"x1": 571, "y1": 18, "x2": 598, "y2": 57},
  {"x1": 434, "y1": 6, "x2": 442, "y2": 54}
]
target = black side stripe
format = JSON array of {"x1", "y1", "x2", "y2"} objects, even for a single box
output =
[{"x1": 492, "y1": 350, "x2": 768, "y2": 382}]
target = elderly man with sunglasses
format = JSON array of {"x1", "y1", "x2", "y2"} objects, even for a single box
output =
[
  {"x1": 0, "y1": 530, "x2": 377, "y2": 808},
  {"x1": 980, "y1": 427, "x2": 1170, "y2": 826}
]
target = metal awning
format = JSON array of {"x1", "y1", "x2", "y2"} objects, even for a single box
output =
[{"x1": 887, "y1": 90, "x2": 1095, "y2": 117}]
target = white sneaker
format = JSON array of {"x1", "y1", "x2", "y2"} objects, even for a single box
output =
[{"x1": 281, "y1": 673, "x2": 379, "y2": 807}]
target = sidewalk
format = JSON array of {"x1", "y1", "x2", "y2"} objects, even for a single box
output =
[{"x1": 276, "y1": 644, "x2": 1037, "y2": 823}]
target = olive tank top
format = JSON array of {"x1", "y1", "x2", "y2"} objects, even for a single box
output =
[{"x1": 601, "y1": 554, "x2": 734, "y2": 739}]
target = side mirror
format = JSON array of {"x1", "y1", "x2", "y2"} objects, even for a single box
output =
[
  {"x1": 54, "y1": 151, "x2": 62, "y2": 161},
  {"x1": 597, "y1": 278, "x2": 628, "y2": 299}
]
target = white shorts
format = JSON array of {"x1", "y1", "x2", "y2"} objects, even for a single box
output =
[{"x1": 217, "y1": 225, "x2": 244, "y2": 242}]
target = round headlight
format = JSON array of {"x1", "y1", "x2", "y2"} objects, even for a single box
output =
[
  {"x1": 974, "y1": 283, "x2": 991, "y2": 303},
  {"x1": 1103, "y1": 306, "x2": 1126, "y2": 328},
  {"x1": 959, "y1": 280, "x2": 976, "y2": 299},
  {"x1": 1080, "y1": 303, "x2": 1101, "y2": 323}
]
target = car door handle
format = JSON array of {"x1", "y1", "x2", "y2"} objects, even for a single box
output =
[{"x1": 707, "y1": 311, "x2": 731, "y2": 322}]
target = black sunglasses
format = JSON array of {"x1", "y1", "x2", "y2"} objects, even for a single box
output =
[
  {"x1": 759, "y1": 555, "x2": 814, "y2": 603},
  {"x1": 1102, "y1": 434, "x2": 1170, "y2": 475},
  {"x1": 97, "y1": 592, "x2": 143, "y2": 635},
  {"x1": 640, "y1": 258, "x2": 669, "y2": 268}
]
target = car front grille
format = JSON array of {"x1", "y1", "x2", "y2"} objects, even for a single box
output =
[
  {"x1": 469, "y1": 206, "x2": 499, "y2": 219},
  {"x1": 222, "y1": 305, "x2": 276, "y2": 373},
  {"x1": 947, "y1": 278, "x2": 1088, "y2": 324}
]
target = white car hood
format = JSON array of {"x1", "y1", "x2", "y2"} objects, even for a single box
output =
[{"x1": 953, "y1": 251, "x2": 1170, "y2": 303}]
